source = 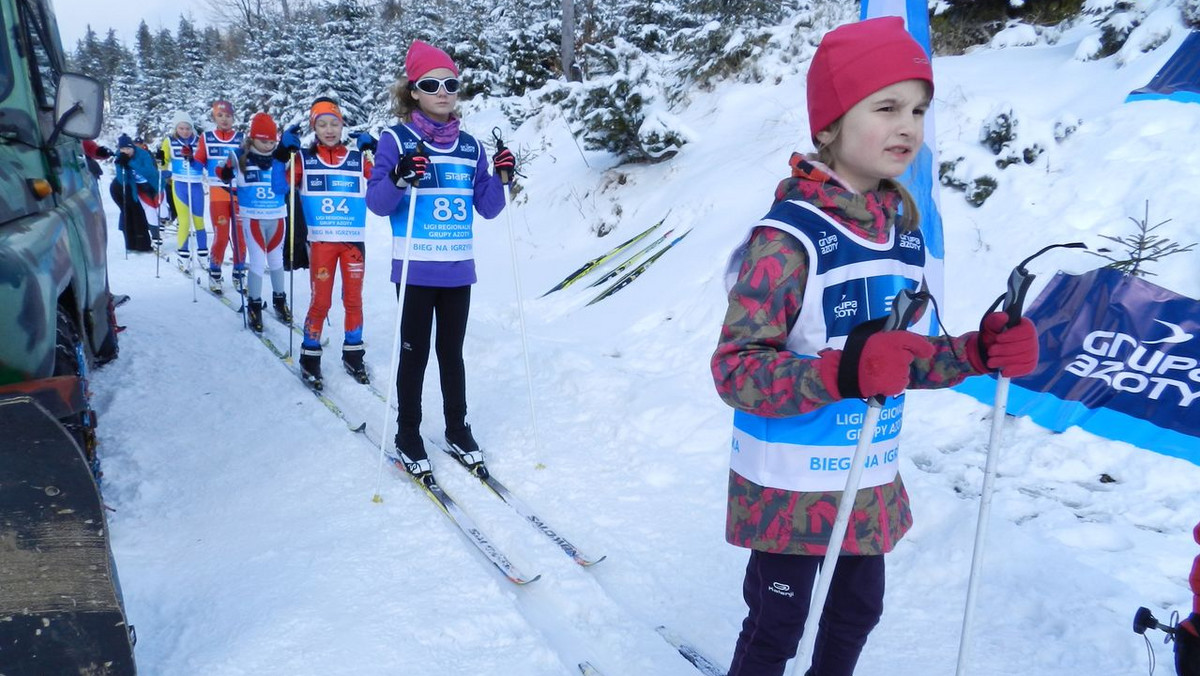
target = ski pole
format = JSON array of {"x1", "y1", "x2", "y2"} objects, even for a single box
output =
[
  {"x1": 155, "y1": 163, "x2": 163, "y2": 279},
  {"x1": 228, "y1": 169, "x2": 248, "y2": 328},
  {"x1": 792, "y1": 287, "x2": 928, "y2": 676},
  {"x1": 189, "y1": 226, "x2": 198, "y2": 303},
  {"x1": 955, "y1": 242, "x2": 1086, "y2": 676},
  {"x1": 120, "y1": 165, "x2": 129, "y2": 260},
  {"x1": 373, "y1": 146, "x2": 423, "y2": 503},
  {"x1": 287, "y1": 152, "x2": 297, "y2": 359},
  {"x1": 492, "y1": 128, "x2": 541, "y2": 452}
]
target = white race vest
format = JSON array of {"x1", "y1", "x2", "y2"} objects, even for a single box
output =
[
  {"x1": 383, "y1": 124, "x2": 480, "y2": 263},
  {"x1": 726, "y1": 199, "x2": 927, "y2": 492}
]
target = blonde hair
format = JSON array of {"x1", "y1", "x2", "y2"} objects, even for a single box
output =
[{"x1": 814, "y1": 119, "x2": 921, "y2": 233}]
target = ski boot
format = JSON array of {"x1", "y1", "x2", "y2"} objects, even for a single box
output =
[
  {"x1": 247, "y1": 298, "x2": 265, "y2": 333},
  {"x1": 176, "y1": 249, "x2": 191, "y2": 273},
  {"x1": 208, "y1": 269, "x2": 223, "y2": 294},
  {"x1": 299, "y1": 347, "x2": 323, "y2": 390},
  {"x1": 196, "y1": 249, "x2": 210, "y2": 276},
  {"x1": 396, "y1": 428, "x2": 433, "y2": 486},
  {"x1": 232, "y1": 268, "x2": 247, "y2": 294},
  {"x1": 272, "y1": 292, "x2": 292, "y2": 325},
  {"x1": 444, "y1": 424, "x2": 485, "y2": 473},
  {"x1": 342, "y1": 344, "x2": 369, "y2": 384},
  {"x1": 150, "y1": 227, "x2": 163, "y2": 249}
]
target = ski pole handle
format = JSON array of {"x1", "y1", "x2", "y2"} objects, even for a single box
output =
[
  {"x1": 491, "y1": 127, "x2": 511, "y2": 186},
  {"x1": 996, "y1": 241, "x2": 1087, "y2": 328},
  {"x1": 883, "y1": 287, "x2": 927, "y2": 333},
  {"x1": 862, "y1": 288, "x2": 930, "y2": 408}
]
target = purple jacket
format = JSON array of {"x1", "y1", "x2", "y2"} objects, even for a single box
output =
[{"x1": 367, "y1": 126, "x2": 506, "y2": 287}]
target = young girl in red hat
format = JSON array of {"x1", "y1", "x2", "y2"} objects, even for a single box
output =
[
  {"x1": 711, "y1": 17, "x2": 1040, "y2": 676},
  {"x1": 366, "y1": 40, "x2": 515, "y2": 483},
  {"x1": 217, "y1": 112, "x2": 293, "y2": 333}
]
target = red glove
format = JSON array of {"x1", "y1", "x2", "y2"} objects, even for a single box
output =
[
  {"x1": 493, "y1": 148, "x2": 516, "y2": 174},
  {"x1": 180, "y1": 144, "x2": 193, "y2": 160},
  {"x1": 816, "y1": 331, "x2": 936, "y2": 400},
  {"x1": 967, "y1": 312, "x2": 1039, "y2": 378}
]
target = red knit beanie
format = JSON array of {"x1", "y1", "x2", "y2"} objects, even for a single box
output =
[
  {"x1": 249, "y1": 112, "x2": 278, "y2": 141},
  {"x1": 806, "y1": 16, "x2": 934, "y2": 142},
  {"x1": 405, "y1": 40, "x2": 458, "y2": 81}
]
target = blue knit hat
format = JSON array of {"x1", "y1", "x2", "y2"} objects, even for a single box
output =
[{"x1": 117, "y1": 133, "x2": 135, "y2": 149}]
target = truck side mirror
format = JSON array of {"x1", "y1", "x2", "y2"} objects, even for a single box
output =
[{"x1": 50, "y1": 73, "x2": 104, "y2": 143}]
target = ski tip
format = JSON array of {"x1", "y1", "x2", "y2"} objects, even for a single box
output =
[
  {"x1": 350, "y1": 422, "x2": 367, "y2": 433},
  {"x1": 578, "y1": 554, "x2": 607, "y2": 567},
  {"x1": 512, "y1": 572, "x2": 542, "y2": 585}
]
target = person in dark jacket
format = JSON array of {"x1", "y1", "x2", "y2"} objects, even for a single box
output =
[{"x1": 110, "y1": 133, "x2": 163, "y2": 252}]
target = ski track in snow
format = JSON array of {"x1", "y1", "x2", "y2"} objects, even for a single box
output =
[{"x1": 92, "y1": 16, "x2": 1200, "y2": 676}]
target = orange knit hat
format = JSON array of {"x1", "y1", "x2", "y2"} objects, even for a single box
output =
[{"x1": 310, "y1": 97, "x2": 344, "y2": 128}]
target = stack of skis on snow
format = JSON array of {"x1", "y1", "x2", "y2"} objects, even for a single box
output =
[{"x1": 541, "y1": 213, "x2": 692, "y2": 305}]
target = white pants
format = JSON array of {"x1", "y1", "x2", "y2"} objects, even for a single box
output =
[{"x1": 242, "y1": 216, "x2": 286, "y2": 299}]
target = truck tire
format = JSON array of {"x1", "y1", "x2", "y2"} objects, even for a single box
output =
[{"x1": 53, "y1": 305, "x2": 99, "y2": 476}]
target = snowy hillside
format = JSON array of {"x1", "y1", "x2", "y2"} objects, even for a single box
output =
[{"x1": 94, "y1": 14, "x2": 1200, "y2": 676}]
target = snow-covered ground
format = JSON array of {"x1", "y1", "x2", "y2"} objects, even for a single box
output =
[{"x1": 94, "y1": 15, "x2": 1200, "y2": 676}]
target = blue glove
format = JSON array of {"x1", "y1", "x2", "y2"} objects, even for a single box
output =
[
  {"x1": 355, "y1": 132, "x2": 377, "y2": 154},
  {"x1": 279, "y1": 124, "x2": 302, "y2": 154}
]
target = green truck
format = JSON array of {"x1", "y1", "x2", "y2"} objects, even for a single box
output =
[{"x1": 1, "y1": 0, "x2": 136, "y2": 672}]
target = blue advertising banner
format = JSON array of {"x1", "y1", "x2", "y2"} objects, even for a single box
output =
[
  {"x1": 956, "y1": 268, "x2": 1200, "y2": 465},
  {"x1": 860, "y1": 0, "x2": 945, "y2": 333}
]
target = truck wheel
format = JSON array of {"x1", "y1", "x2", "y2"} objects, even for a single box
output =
[{"x1": 53, "y1": 306, "x2": 99, "y2": 477}]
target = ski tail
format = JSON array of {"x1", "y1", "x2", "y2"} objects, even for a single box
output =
[
  {"x1": 540, "y1": 213, "x2": 669, "y2": 296},
  {"x1": 586, "y1": 229, "x2": 674, "y2": 289},
  {"x1": 588, "y1": 229, "x2": 693, "y2": 305},
  {"x1": 656, "y1": 626, "x2": 727, "y2": 676}
]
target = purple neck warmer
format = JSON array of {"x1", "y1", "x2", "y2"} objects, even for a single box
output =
[{"x1": 409, "y1": 110, "x2": 460, "y2": 147}]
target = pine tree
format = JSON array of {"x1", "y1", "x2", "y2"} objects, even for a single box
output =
[
  {"x1": 496, "y1": 0, "x2": 562, "y2": 95},
  {"x1": 70, "y1": 27, "x2": 105, "y2": 84}
]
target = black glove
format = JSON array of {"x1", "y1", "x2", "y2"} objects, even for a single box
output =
[
  {"x1": 492, "y1": 147, "x2": 515, "y2": 181},
  {"x1": 115, "y1": 153, "x2": 131, "y2": 167},
  {"x1": 273, "y1": 146, "x2": 293, "y2": 162},
  {"x1": 389, "y1": 152, "x2": 428, "y2": 187},
  {"x1": 355, "y1": 132, "x2": 377, "y2": 154},
  {"x1": 154, "y1": 149, "x2": 165, "y2": 163},
  {"x1": 95, "y1": 146, "x2": 114, "y2": 159},
  {"x1": 216, "y1": 164, "x2": 234, "y2": 184}
]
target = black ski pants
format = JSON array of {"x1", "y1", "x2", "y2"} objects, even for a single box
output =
[
  {"x1": 394, "y1": 283, "x2": 471, "y2": 436},
  {"x1": 729, "y1": 550, "x2": 884, "y2": 676}
]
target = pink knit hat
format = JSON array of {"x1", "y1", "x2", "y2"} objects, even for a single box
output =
[
  {"x1": 405, "y1": 40, "x2": 459, "y2": 81},
  {"x1": 806, "y1": 17, "x2": 933, "y2": 142}
]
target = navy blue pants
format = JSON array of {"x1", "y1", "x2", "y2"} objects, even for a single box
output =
[{"x1": 728, "y1": 550, "x2": 885, "y2": 676}]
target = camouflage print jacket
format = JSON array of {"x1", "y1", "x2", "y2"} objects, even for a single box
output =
[{"x1": 711, "y1": 156, "x2": 984, "y2": 556}]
